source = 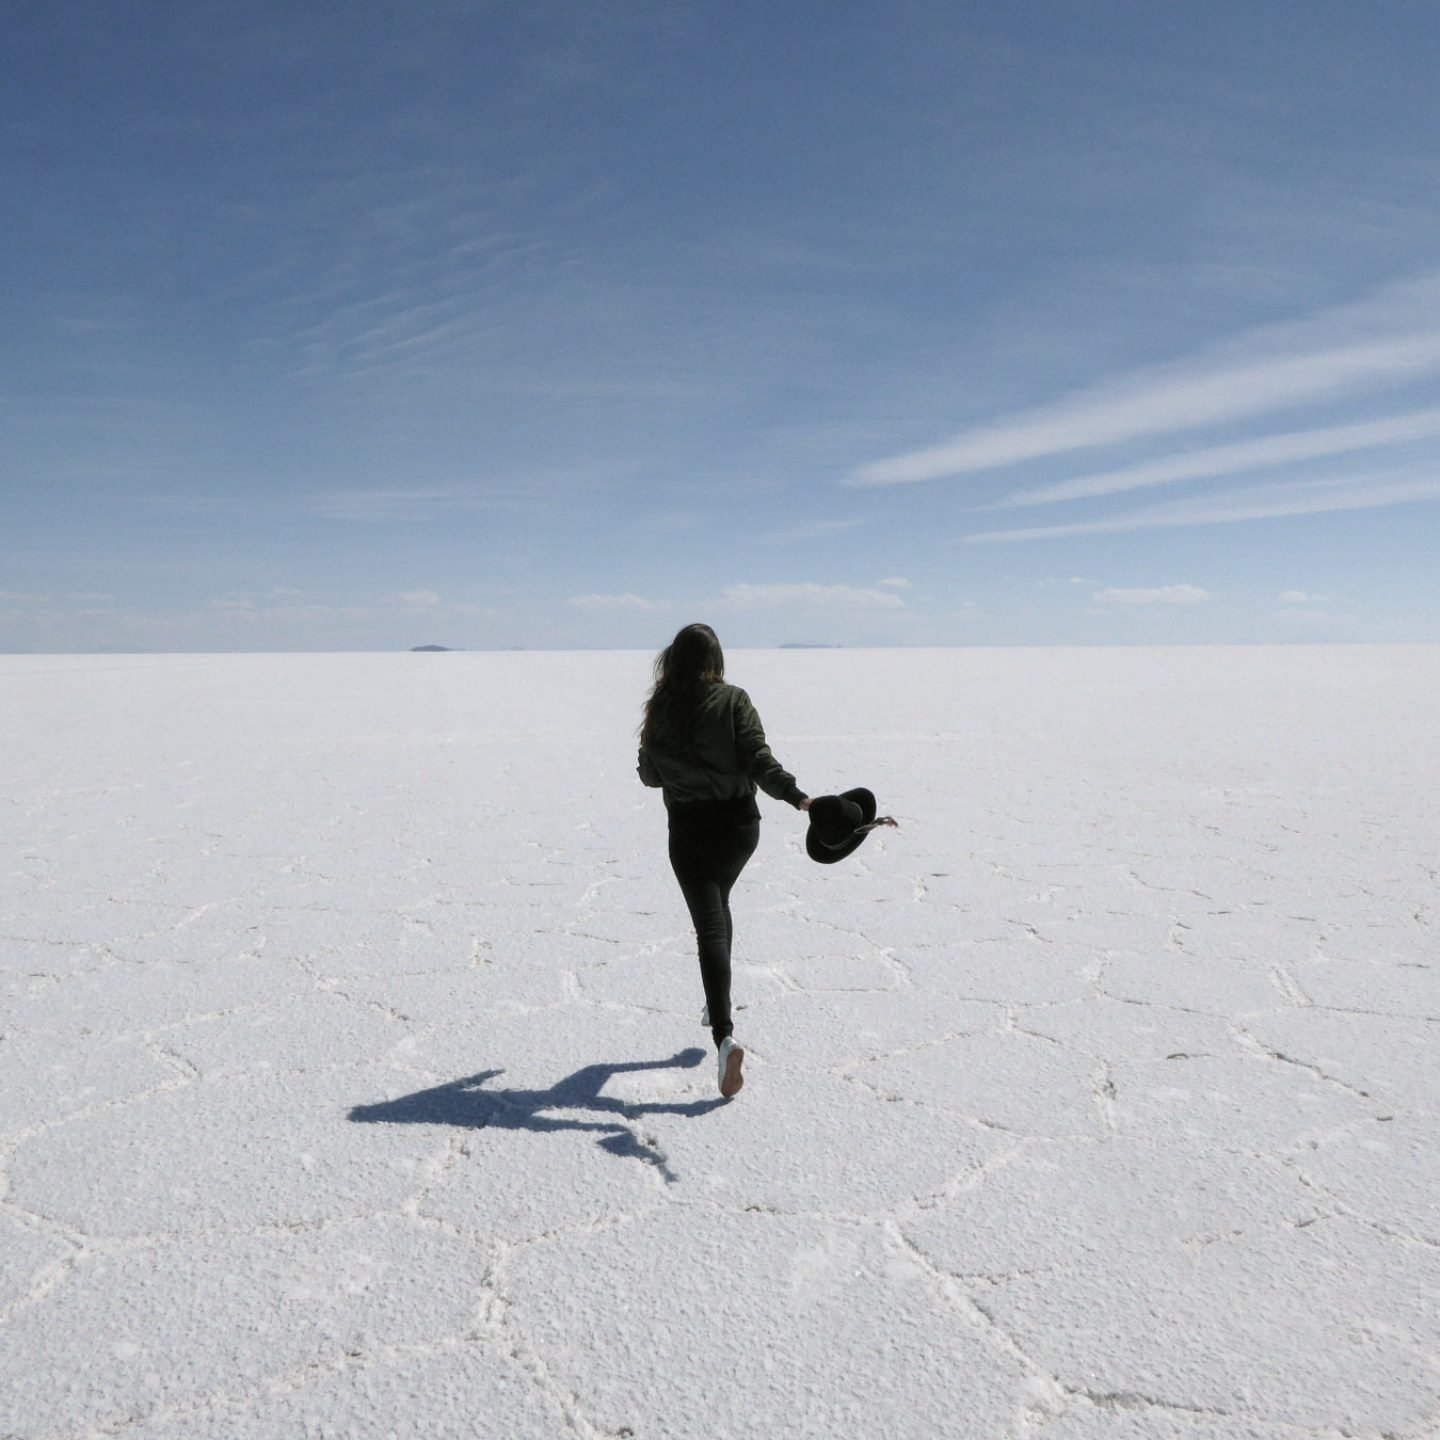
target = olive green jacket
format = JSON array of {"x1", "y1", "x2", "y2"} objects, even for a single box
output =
[{"x1": 637, "y1": 682, "x2": 807, "y2": 811}]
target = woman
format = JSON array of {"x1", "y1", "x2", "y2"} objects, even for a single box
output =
[{"x1": 637, "y1": 623, "x2": 810, "y2": 1098}]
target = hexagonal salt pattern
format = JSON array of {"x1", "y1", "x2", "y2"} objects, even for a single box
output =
[{"x1": 2, "y1": 647, "x2": 1436, "y2": 1437}]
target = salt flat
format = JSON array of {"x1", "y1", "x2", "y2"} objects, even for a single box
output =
[{"x1": 2, "y1": 646, "x2": 1437, "y2": 1440}]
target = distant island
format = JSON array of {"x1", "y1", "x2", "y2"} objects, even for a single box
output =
[
  {"x1": 410, "y1": 645, "x2": 458, "y2": 652},
  {"x1": 779, "y1": 642, "x2": 841, "y2": 649}
]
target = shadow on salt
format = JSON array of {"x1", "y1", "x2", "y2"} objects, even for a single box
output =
[{"x1": 348, "y1": 1047, "x2": 725, "y2": 1183}]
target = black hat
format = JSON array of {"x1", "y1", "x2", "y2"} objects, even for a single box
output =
[{"x1": 805, "y1": 787, "x2": 897, "y2": 864}]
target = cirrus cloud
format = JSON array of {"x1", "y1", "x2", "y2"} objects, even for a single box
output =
[
  {"x1": 964, "y1": 468, "x2": 1440, "y2": 543},
  {"x1": 567, "y1": 592, "x2": 662, "y2": 612},
  {"x1": 993, "y1": 405, "x2": 1440, "y2": 510},
  {"x1": 851, "y1": 270, "x2": 1440, "y2": 487},
  {"x1": 716, "y1": 582, "x2": 906, "y2": 612},
  {"x1": 1094, "y1": 584, "x2": 1212, "y2": 606}
]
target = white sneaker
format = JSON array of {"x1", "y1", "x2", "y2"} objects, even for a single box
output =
[{"x1": 717, "y1": 1036, "x2": 745, "y2": 1098}]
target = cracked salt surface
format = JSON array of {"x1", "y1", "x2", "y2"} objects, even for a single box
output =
[{"x1": 1, "y1": 646, "x2": 1437, "y2": 1438}]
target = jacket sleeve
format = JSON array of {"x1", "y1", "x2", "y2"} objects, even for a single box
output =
[
  {"x1": 733, "y1": 689, "x2": 808, "y2": 808},
  {"x1": 637, "y1": 747, "x2": 663, "y2": 788}
]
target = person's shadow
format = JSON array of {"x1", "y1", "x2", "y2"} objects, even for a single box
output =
[{"x1": 348, "y1": 1047, "x2": 724, "y2": 1184}]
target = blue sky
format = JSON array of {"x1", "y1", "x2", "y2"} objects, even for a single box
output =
[{"x1": 4, "y1": 0, "x2": 1438, "y2": 651}]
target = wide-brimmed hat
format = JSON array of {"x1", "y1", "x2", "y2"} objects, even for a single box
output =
[{"x1": 805, "y1": 787, "x2": 898, "y2": 864}]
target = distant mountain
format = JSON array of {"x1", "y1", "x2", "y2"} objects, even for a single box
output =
[
  {"x1": 779, "y1": 642, "x2": 840, "y2": 649},
  {"x1": 410, "y1": 645, "x2": 457, "y2": 652}
]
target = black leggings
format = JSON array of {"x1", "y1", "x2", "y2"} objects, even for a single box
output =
[{"x1": 668, "y1": 813, "x2": 760, "y2": 1047}]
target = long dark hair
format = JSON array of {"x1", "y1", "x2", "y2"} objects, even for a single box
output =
[{"x1": 640, "y1": 623, "x2": 725, "y2": 749}]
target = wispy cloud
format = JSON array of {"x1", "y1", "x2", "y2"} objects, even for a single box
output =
[
  {"x1": 202, "y1": 589, "x2": 496, "y2": 624},
  {"x1": 758, "y1": 517, "x2": 870, "y2": 545},
  {"x1": 851, "y1": 270, "x2": 1440, "y2": 486},
  {"x1": 1094, "y1": 584, "x2": 1211, "y2": 606},
  {"x1": 568, "y1": 592, "x2": 662, "y2": 611},
  {"x1": 201, "y1": 599, "x2": 377, "y2": 624},
  {"x1": 994, "y1": 406, "x2": 1440, "y2": 509},
  {"x1": 716, "y1": 582, "x2": 905, "y2": 612},
  {"x1": 300, "y1": 463, "x2": 626, "y2": 524},
  {"x1": 301, "y1": 487, "x2": 521, "y2": 523},
  {"x1": 1279, "y1": 589, "x2": 1327, "y2": 605},
  {"x1": 965, "y1": 468, "x2": 1440, "y2": 543}
]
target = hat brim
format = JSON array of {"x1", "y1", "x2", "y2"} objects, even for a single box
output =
[{"x1": 805, "y1": 787, "x2": 878, "y2": 865}]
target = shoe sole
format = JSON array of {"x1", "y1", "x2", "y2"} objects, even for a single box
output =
[{"x1": 720, "y1": 1044, "x2": 745, "y2": 1098}]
